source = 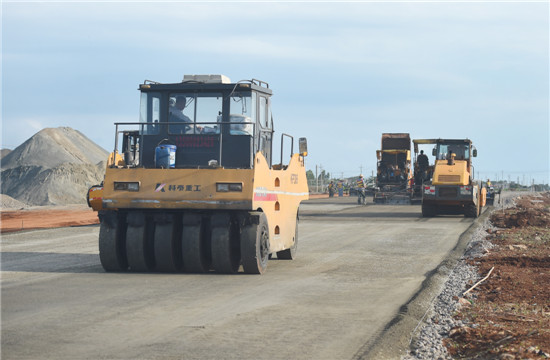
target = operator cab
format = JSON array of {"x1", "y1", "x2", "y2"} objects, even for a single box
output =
[
  {"x1": 433, "y1": 140, "x2": 473, "y2": 161},
  {"x1": 116, "y1": 75, "x2": 274, "y2": 169}
]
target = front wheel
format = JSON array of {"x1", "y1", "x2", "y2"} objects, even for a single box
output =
[{"x1": 241, "y1": 212, "x2": 270, "y2": 274}]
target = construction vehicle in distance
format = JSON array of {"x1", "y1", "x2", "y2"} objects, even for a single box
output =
[
  {"x1": 419, "y1": 138, "x2": 486, "y2": 217},
  {"x1": 87, "y1": 74, "x2": 309, "y2": 274},
  {"x1": 373, "y1": 133, "x2": 413, "y2": 204}
]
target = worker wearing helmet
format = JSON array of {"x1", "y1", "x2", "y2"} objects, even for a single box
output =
[
  {"x1": 169, "y1": 95, "x2": 203, "y2": 134},
  {"x1": 356, "y1": 175, "x2": 366, "y2": 205}
]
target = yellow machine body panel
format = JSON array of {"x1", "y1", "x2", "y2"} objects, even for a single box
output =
[
  {"x1": 251, "y1": 153, "x2": 309, "y2": 252},
  {"x1": 87, "y1": 185, "x2": 104, "y2": 211},
  {"x1": 432, "y1": 160, "x2": 470, "y2": 186},
  {"x1": 376, "y1": 149, "x2": 411, "y2": 161},
  {"x1": 102, "y1": 167, "x2": 255, "y2": 210}
]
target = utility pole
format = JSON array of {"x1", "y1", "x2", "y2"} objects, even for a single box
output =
[
  {"x1": 315, "y1": 165, "x2": 318, "y2": 193},
  {"x1": 320, "y1": 165, "x2": 324, "y2": 192}
]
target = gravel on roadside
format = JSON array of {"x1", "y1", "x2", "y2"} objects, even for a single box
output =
[{"x1": 402, "y1": 192, "x2": 523, "y2": 360}]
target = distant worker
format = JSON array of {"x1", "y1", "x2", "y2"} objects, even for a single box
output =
[
  {"x1": 328, "y1": 181, "x2": 335, "y2": 197},
  {"x1": 356, "y1": 174, "x2": 367, "y2": 204},
  {"x1": 417, "y1": 150, "x2": 429, "y2": 171},
  {"x1": 487, "y1": 179, "x2": 492, "y2": 187}
]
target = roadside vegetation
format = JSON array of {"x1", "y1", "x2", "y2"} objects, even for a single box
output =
[{"x1": 445, "y1": 192, "x2": 550, "y2": 359}]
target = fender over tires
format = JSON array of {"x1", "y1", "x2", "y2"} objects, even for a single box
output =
[{"x1": 277, "y1": 215, "x2": 298, "y2": 260}]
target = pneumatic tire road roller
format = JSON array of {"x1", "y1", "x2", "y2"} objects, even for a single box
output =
[{"x1": 88, "y1": 75, "x2": 309, "y2": 274}]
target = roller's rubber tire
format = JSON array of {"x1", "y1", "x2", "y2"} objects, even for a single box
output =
[
  {"x1": 210, "y1": 213, "x2": 240, "y2": 274},
  {"x1": 154, "y1": 214, "x2": 182, "y2": 272},
  {"x1": 98, "y1": 211, "x2": 128, "y2": 272},
  {"x1": 241, "y1": 213, "x2": 270, "y2": 274},
  {"x1": 464, "y1": 202, "x2": 479, "y2": 218},
  {"x1": 182, "y1": 213, "x2": 211, "y2": 273},
  {"x1": 126, "y1": 212, "x2": 155, "y2": 271}
]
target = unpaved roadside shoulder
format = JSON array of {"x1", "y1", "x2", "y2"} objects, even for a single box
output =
[{"x1": 0, "y1": 204, "x2": 98, "y2": 234}]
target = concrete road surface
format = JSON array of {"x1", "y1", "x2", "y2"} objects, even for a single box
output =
[{"x1": 1, "y1": 197, "x2": 479, "y2": 360}]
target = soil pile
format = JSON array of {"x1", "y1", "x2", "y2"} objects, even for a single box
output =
[
  {"x1": 0, "y1": 194, "x2": 29, "y2": 210},
  {"x1": 1, "y1": 127, "x2": 108, "y2": 206},
  {"x1": 446, "y1": 192, "x2": 550, "y2": 359},
  {"x1": 1, "y1": 149, "x2": 12, "y2": 159}
]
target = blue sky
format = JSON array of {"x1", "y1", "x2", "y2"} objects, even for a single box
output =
[{"x1": 2, "y1": 1, "x2": 549, "y2": 184}]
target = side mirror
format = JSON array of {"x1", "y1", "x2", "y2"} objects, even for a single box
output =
[
  {"x1": 473, "y1": 148, "x2": 477, "y2": 157},
  {"x1": 432, "y1": 147, "x2": 437, "y2": 156},
  {"x1": 299, "y1": 137, "x2": 308, "y2": 157}
]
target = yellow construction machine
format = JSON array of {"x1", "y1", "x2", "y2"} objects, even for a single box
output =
[
  {"x1": 88, "y1": 75, "x2": 309, "y2": 274},
  {"x1": 373, "y1": 133, "x2": 413, "y2": 204},
  {"x1": 418, "y1": 139, "x2": 486, "y2": 217}
]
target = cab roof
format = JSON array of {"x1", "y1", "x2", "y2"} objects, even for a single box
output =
[{"x1": 138, "y1": 75, "x2": 273, "y2": 96}]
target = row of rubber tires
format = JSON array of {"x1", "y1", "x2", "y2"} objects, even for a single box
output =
[{"x1": 98, "y1": 210, "x2": 297, "y2": 275}]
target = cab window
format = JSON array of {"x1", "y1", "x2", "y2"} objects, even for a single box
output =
[{"x1": 139, "y1": 92, "x2": 160, "y2": 135}]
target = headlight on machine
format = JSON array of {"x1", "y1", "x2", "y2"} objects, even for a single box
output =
[
  {"x1": 114, "y1": 182, "x2": 140, "y2": 191},
  {"x1": 216, "y1": 182, "x2": 243, "y2": 192}
]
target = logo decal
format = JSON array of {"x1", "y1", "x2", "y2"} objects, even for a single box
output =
[
  {"x1": 155, "y1": 183, "x2": 201, "y2": 192},
  {"x1": 155, "y1": 183, "x2": 166, "y2": 192}
]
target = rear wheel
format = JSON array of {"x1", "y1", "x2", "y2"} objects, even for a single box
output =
[
  {"x1": 126, "y1": 212, "x2": 155, "y2": 271},
  {"x1": 211, "y1": 213, "x2": 240, "y2": 274},
  {"x1": 98, "y1": 211, "x2": 128, "y2": 272},
  {"x1": 464, "y1": 202, "x2": 479, "y2": 218},
  {"x1": 241, "y1": 213, "x2": 270, "y2": 274},
  {"x1": 182, "y1": 213, "x2": 211, "y2": 273},
  {"x1": 421, "y1": 203, "x2": 437, "y2": 217}
]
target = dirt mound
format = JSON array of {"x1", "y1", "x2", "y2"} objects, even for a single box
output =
[
  {"x1": 1, "y1": 127, "x2": 108, "y2": 206},
  {"x1": 490, "y1": 193, "x2": 550, "y2": 228},
  {"x1": 1, "y1": 148, "x2": 12, "y2": 159},
  {"x1": 2, "y1": 162, "x2": 106, "y2": 206},
  {"x1": 0, "y1": 194, "x2": 29, "y2": 210},
  {"x1": 1, "y1": 127, "x2": 108, "y2": 169}
]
